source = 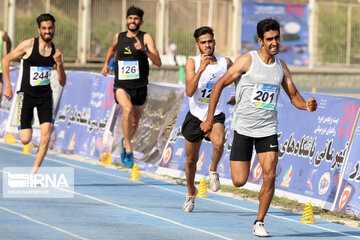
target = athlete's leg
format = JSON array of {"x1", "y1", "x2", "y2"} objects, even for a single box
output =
[
  {"x1": 256, "y1": 151, "x2": 278, "y2": 221},
  {"x1": 230, "y1": 161, "x2": 251, "y2": 187},
  {"x1": 130, "y1": 104, "x2": 145, "y2": 140},
  {"x1": 18, "y1": 129, "x2": 32, "y2": 145},
  {"x1": 184, "y1": 139, "x2": 202, "y2": 196},
  {"x1": 116, "y1": 88, "x2": 134, "y2": 152},
  {"x1": 30, "y1": 122, "x2": 53, "y2": 174},
  {"x1": 208, "y1": 122, "x2": 224, "y2": 171}
]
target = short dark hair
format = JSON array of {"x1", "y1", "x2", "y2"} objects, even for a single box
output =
[
  {"x1": 127, "y1": 6, "x2": 144, "y2": 20},
  {"x1": 193, "y1": 26, "x2": 214, "y2": 41},
  {"x1": 36, "y1": 13, "x2": 55, "y2": 28},
  {"x1": 257, "y1": 18, "x2": 280, "y2": 39}
]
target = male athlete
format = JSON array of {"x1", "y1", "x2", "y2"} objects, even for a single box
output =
[
  {"x1": 201, "y1": 18, "x2": 317, "y2": 236},
  {"x1": 2, "y1": 13, "x2": 66, "y2": 174},
  {"x1": 182, "y1": 26, "x2": 232, "y2": 212},
  {"x1": 101, "y1": 6, "x2": 161, "y2": 168}
]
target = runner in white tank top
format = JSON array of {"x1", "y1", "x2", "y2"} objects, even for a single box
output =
[
  {"x1": 181, "y1": 26, "x2": 233, "y2": 213},
  {"x1": 200, "y1": 19, "x2": 317, "y2": 237}
]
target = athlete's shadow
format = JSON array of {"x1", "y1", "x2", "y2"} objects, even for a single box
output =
[{"x1": 275, "y1": 231, "x2": 360, "y2": 238}]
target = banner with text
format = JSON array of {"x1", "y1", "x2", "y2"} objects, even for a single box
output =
[{"x1": 51, "y1": 71, "x2": 114, "y2": 159}]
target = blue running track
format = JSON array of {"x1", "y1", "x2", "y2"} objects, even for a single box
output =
[{"x1": 0, "y1": 142, "x2": 359, "y2": 240}]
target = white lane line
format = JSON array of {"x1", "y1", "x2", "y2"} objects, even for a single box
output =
[
  {"x1": 0, "y1": 206, "x2": 89, "y2": 240},
  {"x1": 58, "y1": 188, "x2": 233, "y2": 240},
  {"x1": 2, "y1": 145, "x2": 360, "y2": 239}
]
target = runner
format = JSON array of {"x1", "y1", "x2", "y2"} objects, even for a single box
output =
[
  {"x1": 101, "y1": 6, "x2": 161, "y2": 168},
  {"x1": 182, "y1": 26, "x2": 232, "y2": 212},
  {"x1": 200, "y1": 18, "x2": 317, "y2": 236},
  {"x1": 1, "y1": 13, "x2": 66, "y2": 174}
]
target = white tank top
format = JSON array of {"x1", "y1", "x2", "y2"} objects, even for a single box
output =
[
  {"x1": 231, "y1": 50, "x2": 284, "y2": 137},
  {"x1": 189, "y1": 55, "x2": 228, "y2": 121}
]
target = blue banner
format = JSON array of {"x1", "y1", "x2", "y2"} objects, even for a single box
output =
[
  {"x1": 241, "y1": 1, "x2": 309, "y2": 66},
  {"x1": 274, "y1": 92, "x2": 360, "y2": 206},
  {"x1": 51, "y1": 71, "x2": 114, "y2": 159}
]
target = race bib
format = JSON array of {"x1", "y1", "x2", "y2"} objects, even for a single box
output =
[
  {"x1": 251, "y1": 84, "x2": 279, "y2": 110},
  {"x1": 30, "y1": 66, "x2": 52, "y2": 86},
  {"x1": 118, "y1": 61, "x2": 139, "y2": 80},
  {"x1": 195, "y1": 82, "x2": 215, "y2": 104}
]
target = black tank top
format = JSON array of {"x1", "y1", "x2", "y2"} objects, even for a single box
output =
[
  {"x1": 19, "y1": 37, "x2": 56, "y2": 97},
  {"x1": 114, "y1": 31, "x2": 149, "y2": 89}
]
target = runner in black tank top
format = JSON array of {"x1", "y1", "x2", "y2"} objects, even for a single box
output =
[
  {"x1": 18, "y1": 37, "x2": 56, "y2": 98},
  {"x1": 1, "y1": 13, "x2": 66, "y2": 175},
  {"x1": 114, "y1": 31, "x2": 149, "y2": 89},
  {"x1": 101, "y1": 6, "x2": 161, "y2": 168}
]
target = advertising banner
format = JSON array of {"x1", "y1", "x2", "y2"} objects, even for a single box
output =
[
  {"x1": 102, "y1": 82, "x2": 185, "y2": 168},
  {"x1": 274, "y1": 92, "x2": 360, "y2": 208},
  {"x1": 241, "y1": 1, "x2": 309, "y2": 66},
  {"x1": 51, "y1": 71, "x2": 114, "y2": 159}
]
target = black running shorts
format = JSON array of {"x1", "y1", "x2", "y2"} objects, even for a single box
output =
[
  {"x1": 17, "y1": 92, "x2": 54, "y2": 130},
  {"x1": 181, "y1": 111, "x2": 225, "y2": 143},
  {"x1": 114, "y1": 85, "x2": 147, "y2": 106},
  {"x1": 230, "y1": 132, "x2": 278, "y2": 161}
]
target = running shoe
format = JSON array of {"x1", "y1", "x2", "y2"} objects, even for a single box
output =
[
  {"x1": 183, "y1": 188, "x2": 197, "y2": 213},
  {"x1": 124, "y1": 152, "x2": 134, "y2": 168},
  {"x1": 209, "y1": 167, "x2": 220, "y2": 192},
  {"x1": 253, "y1": 221, "x2": 270, "y2": 237},
  {"x1": 121, "y1": 137, "x2": 126, "y2": 164}
]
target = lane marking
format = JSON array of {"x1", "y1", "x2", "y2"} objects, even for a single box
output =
[
  {"x1": 1, "y1": 145, "x2": 360, "y2": 239},
  {"x1": 0, "y1": 206, "x2": 89, "y2": 240}
]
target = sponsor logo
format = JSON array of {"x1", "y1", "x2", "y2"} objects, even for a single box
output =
[
  {"x1": 338, "y1": 185, "x2": 353, "y2": 212},
  {"x1": 161, "y1": 145, "x2": 172, "y2": 166},
  {"x1": 252, "y1": 162, "x2": 262, "y2": 182},
  {"x1": 281, "y1": 165, "x2": 293, "y2": 187},
  {"x1": 196, "y1": 151, "x2": 205, "y2": 171},
  {"x1": 124, "y1": 46, "x2": 132, "y2": 54},
  {"x1": 318, "y1": 172, "x2": 330, "y2": 195},
  {"x1": 270, "y1": 144, "x2": 278, "y2": 148}
]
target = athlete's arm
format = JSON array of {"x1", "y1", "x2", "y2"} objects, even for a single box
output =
[
  {"x1": 53, "y1": 49, "x2": 66, "y2": 87},
  {"x1": 200, "y1": 53, "x2": 251, "y2": 134},
  {"x1": 2, "y1": 31, "x2": 12, "y2": 54},
  {"x1": 142, "y1": 33, "x2": 161, "y2": 67},
  {"x1": 1, "y1": 38, "x2": 33, "y2": 101},
  {"x1": 185, "y1": 54, "x2": 212, "y2": 97},
  {"x1": 280, "y1": 60, "x2": 317, "y2": 112},
  {"x1": 101, "y1": 32, "x2": 119, "y2": 76}
]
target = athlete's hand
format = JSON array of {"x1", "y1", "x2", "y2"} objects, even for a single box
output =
[
  {"x1": 53, "y1": 49, "x2": 64, "y2": 65},
  {"x1": 3, "y1": 87, "x2": 12, "y2": 101},
  {"x1": 199, "y1": 54, "x2": 211, "y2": 72},
  {"x1": 306, "y1": 97, "x2": 317, "y2": 112},
  {"x1": 200, "y1": 119, "x2": 213, "y2": 136},
  {"x1": 101, "y1": 65, "x2": 109, "y2": 76},
  {"x1": 227, "y1": 96, "x2": 236, "y2": 105},
  {"x1": 134, "y1": 36, "x2": 146, "y2": 52}
]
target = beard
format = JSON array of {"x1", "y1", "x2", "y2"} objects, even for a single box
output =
[
  {"x1": 40, "y1": 33, "x2": 53, "y2": 42},
  {"x1": 200, "y1": 48, "x2": 214, "y2": 56},
  {"x1": 127, "y1": 23, "x2": 140, "y2": 32}
]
